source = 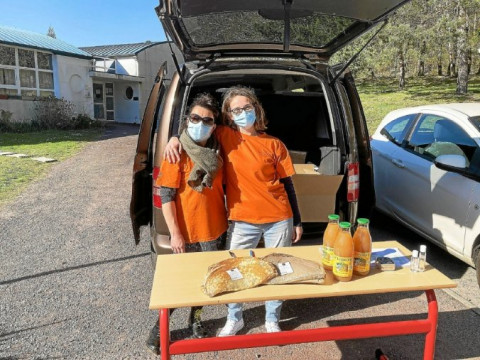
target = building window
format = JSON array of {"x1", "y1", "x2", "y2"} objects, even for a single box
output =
[
  {"x1": 37, "y1": 52, "x2": 53, "y2": 70},
  {"x1": 0, "y1": 68, "x2": 15, "y2": 85},
  {"x1": 39, "y1": 71, "x2": 54, "y2": 89},
  {"x1": 0, "y1": 46, "x2": 15, "y2": 66},
  {"x1": 0, "y1": 45, "x2": 55, "y2": 99},
  {"x1": 20, "y1": 69, "x2": 36, "y2": 87},
  {"x1": 125, "y1": 86, "x2": 133, "y2": 100},
  {"x1": 18, "y1": 48, "x2": 35, "y2": 68}
]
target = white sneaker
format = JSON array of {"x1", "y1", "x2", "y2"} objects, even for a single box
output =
[
  {"x1": 265, "y1": 321, "x2": 281, "y2": 333},
  {"x1": 218, "y1": 318, "x2": 244, "y2": 337}
]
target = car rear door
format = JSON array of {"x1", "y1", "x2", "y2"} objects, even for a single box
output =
[
  {"x1": 130, "y1": 63, "x2": 167, "y2": 243},
  {"x1": 156, "y1": 0, "x2": 411, "y2": 61}
]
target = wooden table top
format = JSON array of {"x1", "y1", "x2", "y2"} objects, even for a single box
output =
[{"x1": 149, "y1": 240, "x2": 456, "y2": 309}]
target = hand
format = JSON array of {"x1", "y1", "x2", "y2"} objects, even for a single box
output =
[
  {"x1": 164, "y1": 136, "x2": 182, "y2": 163},
  {"x1": 170, "y1": 233, "x2": 186, "y2": 253},
  {"x1": 292, "y1": 225, "x2": 303, "y2": 243}
]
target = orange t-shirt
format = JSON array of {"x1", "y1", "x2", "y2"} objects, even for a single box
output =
[
  {"x1": 216, "y1": 126, "x2": 295, "y2": 224},
  {"x1": 156, "y1": 153, "x2": 227, "y2": 243}
]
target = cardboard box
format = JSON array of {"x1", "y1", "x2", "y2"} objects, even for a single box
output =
[{"x1": 292, "y1": 164, "x2": 343, "y2": 222}]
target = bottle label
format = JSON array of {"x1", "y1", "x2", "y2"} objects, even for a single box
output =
[
  {"x1": 354, "y1": 251, "x2": 371, "y2": 272},
  {"x1": 322, "y1": 246, "x2": 334, "y2": 266},
  {"x1": 333, "y1": 255, "x2": 353, "y2": 277}
]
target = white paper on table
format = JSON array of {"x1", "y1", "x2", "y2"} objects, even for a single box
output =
[{"x1": 370, "y1": 248, "x2": 411, "y2": 268}]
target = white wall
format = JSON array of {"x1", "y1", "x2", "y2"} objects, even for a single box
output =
[
  {"x1": 55, "y1": 55, "x2": 94, "y2": 117},
  {"x1": 136, "y1": 43, "x2": 183, "y2": 121},
  {"x1": 0, "y1": 99, "x2": 35, "y2": 122},
  {"x1": 114, "y1": 81, "x2": 140, "y2": 123},
  {"x1": 116, "y1": 58, "x2": 138, "y2": 76}
]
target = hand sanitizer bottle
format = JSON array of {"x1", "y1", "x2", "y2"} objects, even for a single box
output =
[
  {"x1": 418, "y1": 245, "x2": 427, "y2": 272},
  {"x1": 410, "y1": 250, "x2": 419, "y2": 272}
]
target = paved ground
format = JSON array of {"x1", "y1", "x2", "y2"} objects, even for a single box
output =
[{"x1": 1, "y1": 124, "x2": 479, "y2": 360}]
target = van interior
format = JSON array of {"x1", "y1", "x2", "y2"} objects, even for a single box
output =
[{"x1": 175, "y1": 70, "x2": 343, "y2": 177}]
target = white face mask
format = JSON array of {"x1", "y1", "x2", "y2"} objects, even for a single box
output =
[
  {"x1": 233, "y1": 109, "x2": 256, "y2": 128},
  {"x1": 187, "y1": 121, "x2": 214, "y2": 143}
]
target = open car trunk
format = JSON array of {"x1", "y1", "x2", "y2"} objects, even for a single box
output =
[{"x1": 167, "y1": 65, "x2": 350, "y2": 234}]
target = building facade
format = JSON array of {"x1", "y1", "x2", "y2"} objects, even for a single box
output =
[
  {"x1": 80, "y1": 41, "x2": 181, "y2": 124},
  {"x1": 1, "y1": 25, "x2": 181, "y2": 124},
  {"x1": 0, "y1": 25, "x2": 94, "y2": 122}
]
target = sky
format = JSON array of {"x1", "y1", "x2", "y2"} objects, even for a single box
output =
[{"x1": 0, "y1": 0, "x2": 167, "y2": 47}]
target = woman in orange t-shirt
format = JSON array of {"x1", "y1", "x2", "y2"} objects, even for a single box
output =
[
  {"x1": 165, "y1": 86, "x2": 303, "y2": 336},
  {"x1": 216, "y1": 86, "x2": 302, "y2": 336},
  {"x1": 146, "y1": 93, "x2": 227, "y2": 355}
]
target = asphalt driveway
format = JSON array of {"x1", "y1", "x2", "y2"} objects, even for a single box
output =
[{"x1": 1, "y1": 124, "x2": 479, "y2": 360}]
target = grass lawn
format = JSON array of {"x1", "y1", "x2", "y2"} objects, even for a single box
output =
[
  {"x1": 0, "y1": 128, "x2": 103, "y2": 207},
  {"x1": 357, "y1": 75, "x2": 480, "y2": 133}
]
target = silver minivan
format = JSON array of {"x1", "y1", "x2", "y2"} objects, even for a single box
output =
[{"x1": 130, "y1": 0, "x2": 410, "y2": 258}]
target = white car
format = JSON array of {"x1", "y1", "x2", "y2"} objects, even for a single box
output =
[{"x1": 371, "y1": 103, "x2": 480, "y2": 286}]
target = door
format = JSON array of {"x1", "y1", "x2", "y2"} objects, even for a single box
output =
[
  {"x1": 156, "y1": 0, "x2": 412, "y2": 61},
  {"x1": 105, "y1": 82, "x2": 115, "y2": 120},
  {"x1": 389, "y1": 114, "x2": 471, "y2": 253},
  {"x1": 93, "y1": 83, "x2": 104, "y2": 119},
  {"x1": 130, "y1": 63, "x2": 167, "y2": 243}
]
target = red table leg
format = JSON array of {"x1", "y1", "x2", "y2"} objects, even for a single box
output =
[
  {"x1": 160, "y1": 308, "x2": 170, "y2": 360},
  {"x1": 423, "y1": 289, "x2": 438, "y2": 360}
]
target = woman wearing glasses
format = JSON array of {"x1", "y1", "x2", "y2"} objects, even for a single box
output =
[
  {"x1": 146, "y1": 93, "x2": 227, "y2": 355},
  {"x1": 165, "y1": 86, "x2": 302, "y2": 337}
]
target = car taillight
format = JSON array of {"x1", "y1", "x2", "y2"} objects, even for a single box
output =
[
  {"x1": 347, "y1": 162, "x2": 359, "y2": 202},
  {"x1": 152, "y1": 166, "x2": 162, "y2": 208}
]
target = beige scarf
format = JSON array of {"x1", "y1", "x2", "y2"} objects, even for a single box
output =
[{"x1": 179, "y1": 130, "x2": 223, "y2": 192}]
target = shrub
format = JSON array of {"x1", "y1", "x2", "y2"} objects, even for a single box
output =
[
  {"x1": 34, "y1": 96, "x2": 76, "y2": 129},
  {"x1": 1, "y1": 101, "x2": 103, "y2": 133},
  {"x1": 0, "y1": 109, "x2": 14, "y2": 132}
]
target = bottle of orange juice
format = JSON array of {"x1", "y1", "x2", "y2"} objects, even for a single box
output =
[
  {"x1": 353, "y1": 218, "x2": 372, "y2": 276},
  {"x1": 333, "y1": 222, "x2": 354, "y2": 282},
  {"x1": 322, "y1": 214, "x2": 340, "y2": 271}
]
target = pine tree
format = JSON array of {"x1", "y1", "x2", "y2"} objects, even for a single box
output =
[{"x1": 47, "y1": 26, "x2": 56, "y2": 39}]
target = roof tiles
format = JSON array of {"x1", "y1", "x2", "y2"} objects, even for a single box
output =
[
  {"x1": 80, "y1": 42, "x2": 163, "y2": 57},
  {"x1": 0, "y1": 25, "x2": 92, "y2": 58}
]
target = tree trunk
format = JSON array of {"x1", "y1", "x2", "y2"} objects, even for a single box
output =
[
  {"x1": 399, "y1": 51, "x2": 406, "y2": 89},
  {"x1": 437, "y1": 64, "x2": 443, "y2": 76},
  {"x1": 418, "y1": 61, "x2": 425, "y2": 76},
  {"x1": 448, "y1": 41, "x2": 457, "y2": 77},
  {"x1": 456, "y1": 4, "x2": 469, "y2": 94},
  {"x1": 417, "y1": 40, "x2": 426, "y2": 76}
]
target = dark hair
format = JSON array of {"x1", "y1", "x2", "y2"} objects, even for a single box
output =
[
  {"x1": 180, "y1": 93, "x2": 219, "y2": 133},
  {"x1": 221, "y1": 85, "x2": 268, "y2": 131}
]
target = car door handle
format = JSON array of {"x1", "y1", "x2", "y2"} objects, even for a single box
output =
[{"x1": 391, "y1": 159, "x2": 405, "y2": 168}]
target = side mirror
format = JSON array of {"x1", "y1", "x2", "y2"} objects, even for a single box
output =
[{"x1": 434, "y1": 154, "x2": 467, "y2": 169}]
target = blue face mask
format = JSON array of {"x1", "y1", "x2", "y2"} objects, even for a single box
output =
[
  {"x1": 233, "y1": 109, "x2": 256, "y2": 128},
  {"x1": 187, "y1": 121, "x2": 214, "y2": 143}
]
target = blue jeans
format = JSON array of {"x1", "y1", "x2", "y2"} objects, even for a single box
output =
[{"x1": 226, "y1": 218, "x2": 293, "y2": 323}]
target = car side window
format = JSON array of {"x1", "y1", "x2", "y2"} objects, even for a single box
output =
[
  {"x1": 380, "y1": 114, "x2": 415, "y2": 145},
  {"x1": 408, "y1": 114, "x2": 477, "y2": 166}
]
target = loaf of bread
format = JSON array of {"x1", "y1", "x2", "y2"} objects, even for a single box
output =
[
  {"x1": 262, "y1": 253, "x2": 325, "y2": 285},
  {"x1": 202, "y1": 256, "x2": 278, "y2": 297}
]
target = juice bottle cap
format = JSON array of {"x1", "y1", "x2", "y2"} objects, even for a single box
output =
[
  {"x1": 339, "y1": 221, "x2": 351, "y2": 229},
  {"x1": 357, "y1": 218, "x2": 369, "y2": 225},
  {"x1": 328, "y1": 214, "x2": 340, "y2": 220},
  {"x1": 412, "y1": 250, "x2": 419, "y2": 257},
  {"x1": 420, "y1": 245, "x2": 427, "y2": 252}
]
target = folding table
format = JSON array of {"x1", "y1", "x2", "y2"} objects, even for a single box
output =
[{"x1": 149, "y1": 240, "x2": 456, "y2": 360}]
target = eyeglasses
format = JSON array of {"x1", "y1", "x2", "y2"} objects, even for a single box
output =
[
  {"x1": 229, "y1": 104, "x2": 254, "y2": 116},
  {"x1": 187, "y1": 113, "x2": 215, "y2": 126}
]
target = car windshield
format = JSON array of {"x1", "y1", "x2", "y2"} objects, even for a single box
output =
[{"x1": 181, "y1": 11, "x2": 355, "y2": 48}]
